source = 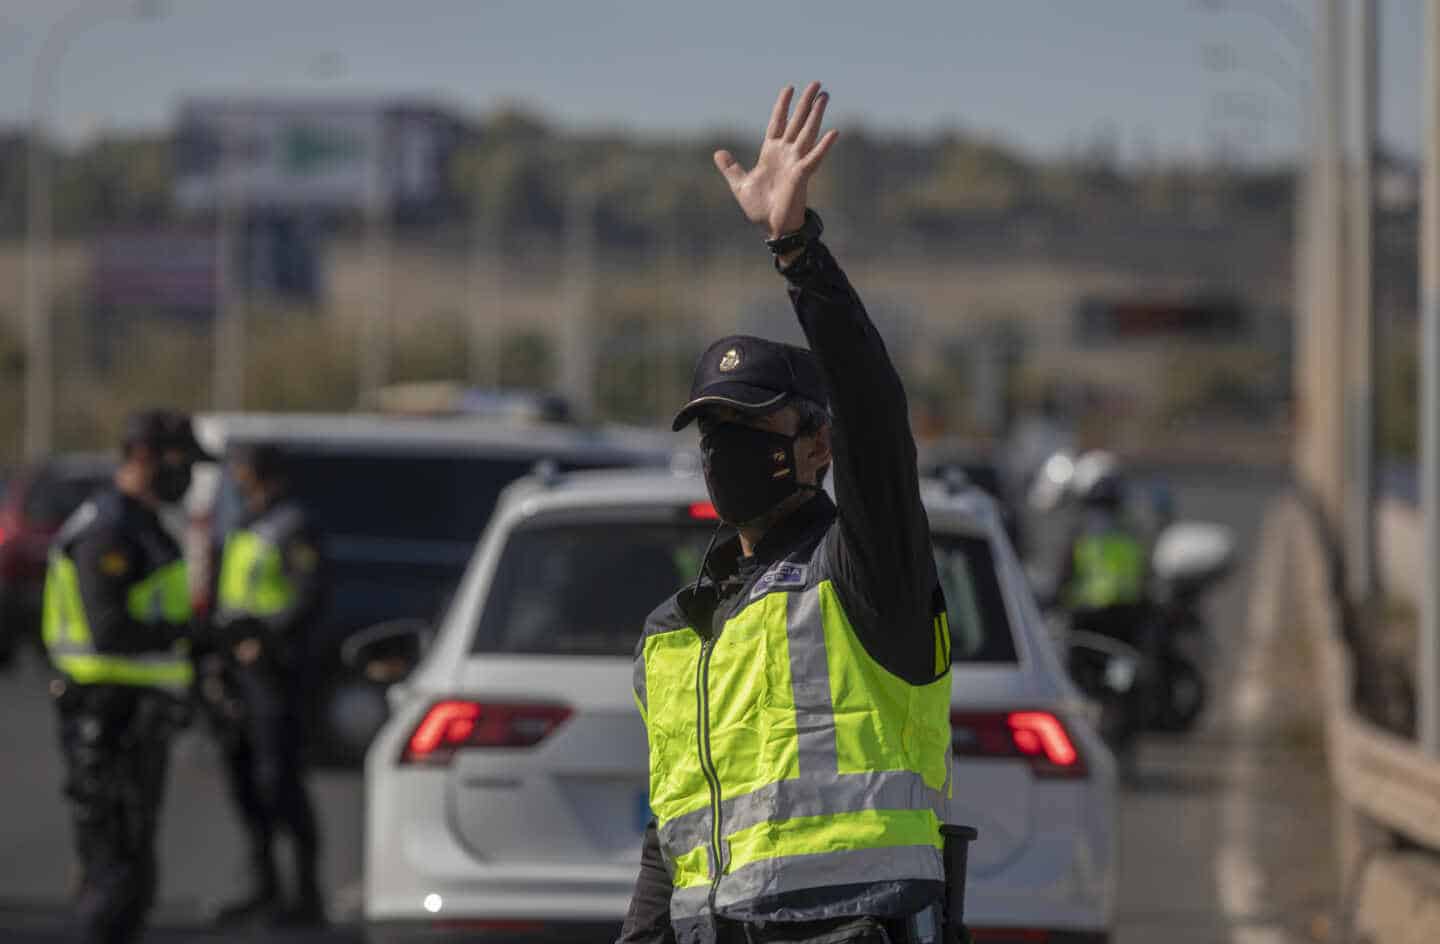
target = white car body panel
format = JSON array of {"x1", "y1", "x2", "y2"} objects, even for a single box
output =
[{"x1": 365, "y1": 470, "x2": 1117, "y2": 938}]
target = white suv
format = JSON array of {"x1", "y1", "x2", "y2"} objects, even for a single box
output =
[{"x1": 363, "y1": 469, "x2": 1116, "y2": 943}]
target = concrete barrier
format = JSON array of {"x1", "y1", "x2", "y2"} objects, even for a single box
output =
[
  {"x1": 1354, "y1": 854, "x2": 1440, "y2": 944},
  {"x1": 1378, "y1": 498, "x2": 1422, "y2": 606},
  {"x1": 1281, "y1": 494, "x2": 1440, "y2": 942}
]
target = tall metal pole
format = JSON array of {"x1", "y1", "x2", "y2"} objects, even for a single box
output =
[
  {"x1": 359, "y1": 121, "x2": 391, "y2": 403},
  {"x1": 24, "y1": 49, "x2": 57, "y2": 460},
  {"x1": 467, "y1": 191, "x2": 504, "y2": 389},
  {"x1": 559, "y1": 189, "x2": 597, "y2": 421},
  {"x1": 1344, "y1": 0, "x2": 1378, "y2": 602},
  {"x1": 213, "y1": 116, "x2": 246, "y2": 410},
  {"x1": 23, "y1": 9, "x2": 96, "y2": 460},
  {"x1": 1418, "y1": 0, "x2": 1440, "y2": 755},
  {"x1": 655, "y1": 205, "x2": 683, "y2": 425},
  {"x1": 1300, "y1": 0, "x2": 1347, "y2": 524},
  {"x1": 23, "y1": 3, "x2": 162, "y2": 457}
]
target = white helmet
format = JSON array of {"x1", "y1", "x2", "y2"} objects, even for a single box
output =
[
  {"x1": 1026, "y1": 449, "x2": 1076, "y2": 513},
  {"x1": 1070, "y1": 450, "x2": 1126, "y2": 508}
]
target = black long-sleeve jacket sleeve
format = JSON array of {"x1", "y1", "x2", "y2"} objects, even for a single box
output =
[
  {"x1": 71, "y1": 520, "x2": 186, "y2": 655},
  {"x1": 618, "y1": 821, "x2": 677, "y2": 944},
  {"x1": 787, "y1": 240, "x2": 942, "y2": 685}
]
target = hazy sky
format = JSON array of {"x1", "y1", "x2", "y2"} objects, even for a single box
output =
[{"x1": 0, "y1": 0, "x2": 1424, "y2": 162}]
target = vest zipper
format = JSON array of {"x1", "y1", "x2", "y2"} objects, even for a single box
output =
[{"x1": 695, "y1": 635, "x2": 724, "y2": 909}]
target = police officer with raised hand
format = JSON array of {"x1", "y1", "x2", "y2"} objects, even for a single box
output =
[
  {"x1": 43, "y1": 409, "x2": 208, "y2": 944},
  {"x1": 210, "y1": 443, "x2": 326, "y2": 928},
  {"x1": 622, "y1": 82, "x2": 955, "y2": 944}
]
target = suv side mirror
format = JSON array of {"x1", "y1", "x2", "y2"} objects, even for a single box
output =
[{"x1": 341, "y1": 618, "x2": 434, "y2": 685}]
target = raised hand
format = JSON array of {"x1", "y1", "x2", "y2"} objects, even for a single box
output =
[{"x1": 713, "y1": 82, "x2": 839, "y2": 239}]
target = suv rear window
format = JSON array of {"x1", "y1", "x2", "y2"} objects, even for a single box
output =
[
  {"x1": 473, "y1": 521, "x2": 1020, "y2": 663},
  {"x1": 935, "y1": 534, "x2": 1018, "y2": 663},
  {"x1": 284, "y1": 453, "x2": 543, "y2": 543},
  {"x1": 472, "y1": 521, "x2": 716, "y2": 656},
  {"x1": 214, "y1": 451, "x2": 638, "y2": 544}
]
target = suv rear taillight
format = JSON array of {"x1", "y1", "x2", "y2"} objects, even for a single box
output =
[
  {"x1": 401, "y1": 700, "x2": 572, "y2": 765},
  {"x1": 950, "y1": 710, "x2": 1087, "y2": 779},
  {"x1": 0, "y1": 507, "x2": 21, "y2": 579}
]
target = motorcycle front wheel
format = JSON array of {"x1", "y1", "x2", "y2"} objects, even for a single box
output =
[{"x1": 1152, "y1": 652, "x2": 1207, "y2": 733}]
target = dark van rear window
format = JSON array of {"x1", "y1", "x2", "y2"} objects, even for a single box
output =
[
  {"x1": 285, "y1": 454, "x2": 540, "y2": 544},
  {"x1": 215, "y1": 450, "x2": 649, "y2": 546}
]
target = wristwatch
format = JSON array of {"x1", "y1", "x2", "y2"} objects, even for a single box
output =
[{"x1": 764, "y1": 208, "x2": 823, "y2": 256}]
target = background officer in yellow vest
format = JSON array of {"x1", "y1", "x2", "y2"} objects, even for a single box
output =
[
  {"x1": 621, "y1": 82, "x2": 954, "y2": 944},
  {"x1": 43, "y1": 409, "x2": 208, "y2": 944},
  {"x1": 1054, "y1": 450, "x2": 1150, "y2": 645},
  {"x1": 210, "y1": 443, "x2": 326, "y2": 928}
]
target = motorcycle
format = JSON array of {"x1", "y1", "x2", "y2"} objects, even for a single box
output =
[
  {"x1": 1054, "y1": 613, "x2": 1145, "y2": 778},
  {"x1": 1051, "y1": 520, "x2": 1235, "y2": 770},
  {"x1": 1144, "y1": 520, "x2": 1235, "y2": 733}
]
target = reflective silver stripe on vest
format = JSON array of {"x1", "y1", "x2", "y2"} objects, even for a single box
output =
[
  {"x1": 785, "y1": 587, "x2": 840, "y2": 775},
  {"x1": 46, "y1": 642, "x2": 185, "y2": 665},
  {"x1": 658, "y1": 769, "x2": 948, "y2": 861},
  {"x1": 669, "y1": 884, "x2": 712, "y2": 921},
  {"x1": 634, "y1": 651, "x2": 650, "y2": 717},
  {"x1": 252, "y1": 502, "x2": 304, "y2": 544},
  {"x1": 668, "y1": 845, "x2": 945, "y2": 921},
  {"x1": 716, "y1": 844, "x2": 945, "y2": 910}
]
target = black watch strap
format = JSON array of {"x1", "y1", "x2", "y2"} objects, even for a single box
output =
[{"x1": 765, "y1": 208, "x2": 823, "y2": 256}]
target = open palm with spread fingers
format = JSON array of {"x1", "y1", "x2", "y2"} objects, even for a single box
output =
[{"x1": 714, "y1": 81, "x2": 839, "y2": 239}]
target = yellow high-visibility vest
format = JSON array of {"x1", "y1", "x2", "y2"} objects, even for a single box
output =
[
  {"x1": 43, "y1": 551, "x2": 193, "y2": 693},
  {"x1": 636, "y1": 550, "x2": 952, "y2": 936},
  {"x1": 1067, "y1": 531, "x2": 1147, "y2": 610},
  {"x1": 216, "y1": 528, "x2": 296, "y2": 620}
]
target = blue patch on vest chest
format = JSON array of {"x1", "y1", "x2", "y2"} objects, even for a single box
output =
[{"x1": 750, "y1": 561, "x2": 810, "y2": 599}]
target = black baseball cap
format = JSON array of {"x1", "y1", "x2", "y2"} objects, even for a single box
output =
[
  {"x1": 122, "y1": 409, "x2": 213, "y2": 461},
  {"x1": 671, "y1": 335, "x2": 828, "y2": 432}
]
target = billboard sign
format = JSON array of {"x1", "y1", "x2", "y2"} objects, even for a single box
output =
[
  {"x1": 95, "y1": 228, "x2": 217, "y2": 311},
  {"x1": 174, "y1": 99, "x2": 456, "y2": 213}
]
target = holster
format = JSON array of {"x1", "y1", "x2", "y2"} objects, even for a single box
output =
[{"x1": 939, "y1": 825, "x2": 979, "y2": 944}]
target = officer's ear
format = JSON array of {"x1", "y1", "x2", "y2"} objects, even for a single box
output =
[
  {"x1": 799, "y1": 422, "x2": 832, "y2": 485},
  {"x1": 122, "y1": 441, "x2": 157, "y2": 469}
]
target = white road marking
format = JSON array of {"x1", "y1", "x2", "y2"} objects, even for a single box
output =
[{"x1": 1216, "y1": 502, "x2": 1292, "y2": 944}]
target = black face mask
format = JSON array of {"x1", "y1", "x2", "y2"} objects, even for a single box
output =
[
  {"x1": 700, "y1": 422, "x2": 817, "y2": 526},
  {"x1": 153, "y1": 462, "x2": 193, "y2": 505}
]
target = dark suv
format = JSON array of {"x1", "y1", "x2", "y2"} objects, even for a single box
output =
[
  {"x1": 192, "y1": 413, "x2": 677, "y2": 763},
  {"x1": 0, "y1": 454, "x2": 117, "y2": 666}
]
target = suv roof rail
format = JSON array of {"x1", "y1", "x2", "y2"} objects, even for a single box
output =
[
  {"x1": 531, "y1": 459, "x2": 565, "y2": 488},
  {"x1": 941, "y1": 464, "x2": 972, "y2": 496}
]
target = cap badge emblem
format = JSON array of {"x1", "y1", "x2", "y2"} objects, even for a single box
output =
[{"x1": 718, "y1": 349, "x2": 742, "y2": 372}]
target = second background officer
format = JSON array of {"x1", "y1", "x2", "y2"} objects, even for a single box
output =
[{"x1": 211, "y1": 444, "x2": 327, "y2": 927}]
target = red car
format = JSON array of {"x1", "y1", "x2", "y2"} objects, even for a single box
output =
[{"x1": 0, "y1": 454, "x2": 116, "y2": 666}]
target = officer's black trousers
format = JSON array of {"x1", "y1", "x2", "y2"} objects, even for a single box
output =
[
  {"x1": 220, "y1": 664, "x2": 320, "y2": 901},
  {"x1": 57, "y1": 687, "x2": 171, "y2": 944}
]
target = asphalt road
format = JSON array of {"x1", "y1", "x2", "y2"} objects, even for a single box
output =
[
  {"x1": 0, "y1": 465, "x2": 1331, "y2": 943},
  {"x1": 0, "y1": 653, "x2": 366, "y2": 942},
  {"x1": 1113, "y1": 466, "x2": 1336, "y2": 944}
]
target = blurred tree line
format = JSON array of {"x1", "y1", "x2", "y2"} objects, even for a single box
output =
[
  {"x1": 0, "y1": 107, "x2": 1296, "y2": 245},
  {"x1": 0, "y1": 108, "x2": 1305, "y2": 456}
]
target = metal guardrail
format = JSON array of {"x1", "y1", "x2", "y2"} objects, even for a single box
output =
[{"x1": 1294, "y1": 495, "x2": 1440, "y2": 855}]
